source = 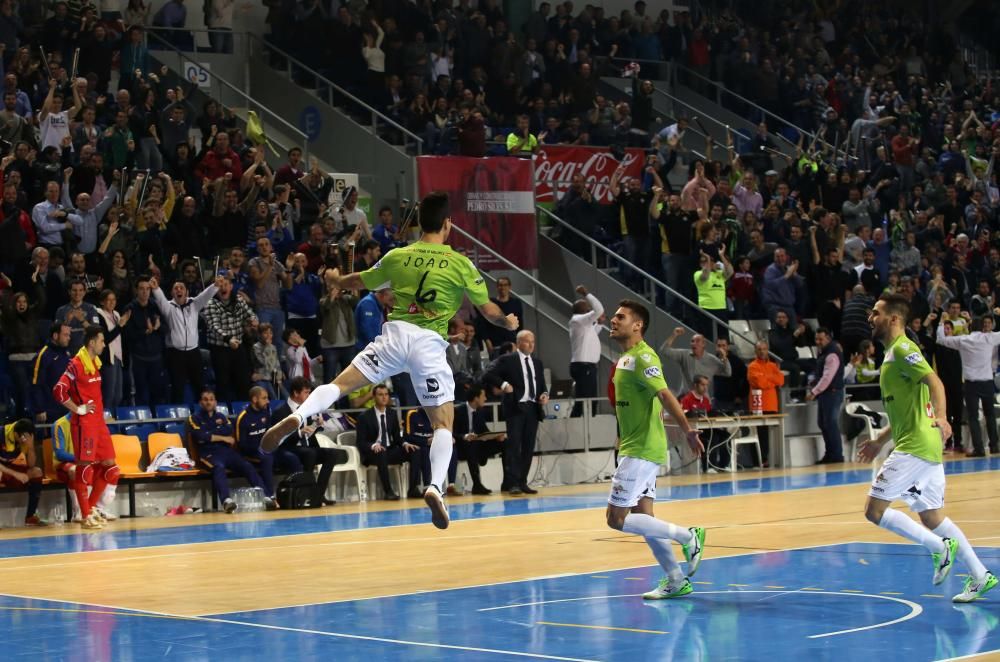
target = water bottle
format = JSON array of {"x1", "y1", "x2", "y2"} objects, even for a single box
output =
[
  {"x1": 461, "y1": 473, "x2": 469, "y2": 496},
  {"x1": 251, "y1": 487, "x2": 265, "y2": 512}
]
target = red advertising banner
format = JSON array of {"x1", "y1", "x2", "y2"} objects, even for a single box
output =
[
  {"x1": 416, "y1": 156, "x2": 537, "y2": 269},
  {"x1": 533, "y1": 145, "x2": 646, "y2": 205}
]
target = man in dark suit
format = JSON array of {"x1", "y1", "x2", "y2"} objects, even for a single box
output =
[
  {"x1": 484, "y1": 329, "x2": 548, "y2": 495},
  {"x1": 269, "y1": 377, "x2": 349, "y2": 505},
  {"x1": 453, "y1": 382, "x2": 506, "y2": 495},
  {"x1": 355, "y1": 383, "x2": 421, "y2": 500}
]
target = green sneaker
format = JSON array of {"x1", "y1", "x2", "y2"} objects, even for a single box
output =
[
  {"x1": 952, "y1": 571, "x2": 999, "y2": 603},
  {"x1": 642, "y1": 577, "x2": 693, "y2": 600},
  {"x1": 932, "y1": 538, "x2": 960, "y2": 585},
  {"x1": 682, "y1": 527, "x2": 706, "y2": 577}
]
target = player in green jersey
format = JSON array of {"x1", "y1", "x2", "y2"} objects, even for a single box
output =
[
  {"x1": 262, "y1": 192, "x2": 518, "y2": 529},
  {"x1": 860, "y1": 294, "x2": 996, "y2": 602},
  {"x1": 605, "y1": 299, "x2": 707, "y2": 600}
]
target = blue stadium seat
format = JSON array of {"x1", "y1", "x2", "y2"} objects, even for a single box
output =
[
  {"x1": 117, "y1": 406, "x2": 153, "y2": 422},
  {"x1": 123, "y1": 423, "x2": 157, "y2": 441},
  {"x1": 230, "y1": 401, "x2": 250, "y2": 415},
  {"x1": 155, "y1": 404, "x2": 191, "y2": 421},
  {"x1": 214, "y1": 403, "x2": 230, "y2": 417},
  {"x1": 163, "y1": 422, "x2": 186, "y2": 436}
]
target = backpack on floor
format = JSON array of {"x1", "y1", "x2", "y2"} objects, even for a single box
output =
[{"x1": 276, "y1": 471, "x2": 320, "y2": 509}]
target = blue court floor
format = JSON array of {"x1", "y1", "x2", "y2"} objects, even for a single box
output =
[{"x1": 5, "y1": 542, "x2": 999, "y2": 661}]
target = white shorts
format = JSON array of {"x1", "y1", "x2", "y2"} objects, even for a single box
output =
[
  {"x1": 608, "y1": 456, "x2": 659, "y2": 508},
  {"x1": 868, "y1": 451, "x2": 945, "y2": 513},
  {"x1": 351, "y1": 321, "x2": 454, "y2": 407}
]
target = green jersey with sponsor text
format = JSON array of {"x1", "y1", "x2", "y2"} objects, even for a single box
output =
[
  {"x1": 613, "y1": 340, "x2": 670, "y2": 465},
  {"x1": 358, "y1": 241, "x2": 490, "y2": 339},
  {"x1": 880, "y1": 334, "x2": 942, "y2": 463}
]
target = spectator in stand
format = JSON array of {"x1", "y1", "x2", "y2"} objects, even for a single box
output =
[
  {"x1": 29, "y1": 323, "x2": 71, "y2": 425},
  {"x1": 249, "y1": 237, "x2": 291, "y2": 351},
  {"x1": 694, "y1": 247, "x2": 733, "y2": 339},
  {"x1": 747, "y1": 340, "x2": 784, "y2": 465},
  {"x1": 188, "y1": 389, "x2": 272, "y2": 514},
  {"x1": 150, "y1": 273, "x2": 219, "y2": 404},
  {"x1": 93, "y1": 290, "x2": 130, "y2": 412},
  {"x1": 195, "y1": 131, "x2": 243, "y2": 187},
  {"x1": 568, "y1": 285, "x2": 604, "y2": 417},
  {"x1": 768, "y1": 310, "x2": 813, "y2": 387},
  {"x1": 55, "y1": 279, "x2": 101, "y2": 354},
  {"x1": 506, "y1": 114, "x2": 539, "y2": 156},
  {"x1": 123, "y1": 275, "x2": 165, "y2": 407},
  {"x1": 839, "y1": 284, "x2": 876, "y2": 357},
  {"x1": 660, "y1": 327, "x2": 732, "y2": 396},
  {"x1": 203, "y1": 273, "x2": 258, "y2": 403},
  {"x1": 355, "y1": 285, "x2": 392, "y2": 349},
  {"x1": 283, "y1": 251, "x2": 322, "y2": 356},
  {"x1": 477, "y1": 277, "x2": 522, "y2": 354},
  {"x1": 371, "y1": 206, "x2": 401, "y2": 256},
  {"x1": 1, "y1": 283, "x2": 46, "y2": 418},
  {"x1": 652, "y1": 191, "x2": 699, "y2": 315},
  {"x1": 555, "y1": 174, "x2": 599, "y2": 259},
  {"x1": 32, "y1": 181, "x2": 78, "y2": 251},
  {"x1": 761, "y1": 248, "x2": 802, "y2": 324},
  {"x1": 805, "y1": 328, "x2": 845, "y2": 464},
  {"x1": 679, "y1": 374, "x2": 728, "y2": 471},
  {"x1": 273, "y1": 147, "x2": 305, "y2": 187},
  {"x1": 457, "y1": 104, "x2": 486, "y2": 157}
]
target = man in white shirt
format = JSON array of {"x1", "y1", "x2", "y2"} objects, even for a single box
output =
[
  {"x1": 934, "y1": 312, "x2": 1000, "y2": 457},
  {"x1": 569, "y1": 285, "x2": 604, "y2": 416},
  {"x1": 38, "y1": 78, "x2": 82, "y2": 152}
]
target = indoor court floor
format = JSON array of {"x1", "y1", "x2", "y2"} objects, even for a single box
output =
[{"x1": 1, "y1": 456, "x2": 998, "y2": 661}]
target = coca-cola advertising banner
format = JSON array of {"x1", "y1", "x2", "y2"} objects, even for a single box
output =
[
  {"x1": 533, "y1": 146, "x2": 646, "y2": 205},
  {"x1": 416, "y1": 156, "x2": 537, "y2": 269}
]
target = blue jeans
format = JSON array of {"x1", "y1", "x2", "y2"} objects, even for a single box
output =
[
  {"x1": 817, "y1": 388, "x2": 844, "y2": 461},
  {"x1": 321, "y1": 346, "x2": 356, "y2": 382},
  {"x1": 136, "y1": 136, "x2": 162, "y2": 172},
  {"x1": 131, "y1": 355, "x2": 166, "y2": 407},
  {"x1": 257, "y1": 308, "x2": 286, "y2": 353},
  {"x1": 209, "y1": 28, "x2": 233, "y2": 54}
]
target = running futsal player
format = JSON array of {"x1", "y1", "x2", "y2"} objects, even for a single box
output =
[
  {"x1": 860, "y1": 294, "x2": 996, "y2": 602},
  {"x1": 262, "y1": 192, "x2": 518, "y2": 529},
  {"x1": 605, "y1": 300, "x2": 707, "y2": 599}
]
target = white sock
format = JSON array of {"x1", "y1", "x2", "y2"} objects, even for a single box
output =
[
  {"x1": 645, "y1": 537, "x2": 685, "y2": 583},
  {"x1": 97, "y1": 484, "x2": 117, "y2": 512},
  {"x1": 933, "y1": 518, "x2": 989, "y2": 580},
  {"x1": 294, "y1": 383, "x2": 342, "y2": 421},
  {"x1": 879, "y1": 508, "x2": 945, "y2": 553},
  {"x1": 429, "y1": 428, "x2": 453, "y2": 493},
  {"x1": 622, "y1": 513, "x2": 694, "y2": 544}
]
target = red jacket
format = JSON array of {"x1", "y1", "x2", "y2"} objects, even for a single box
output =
[
  {"x1": 195, "y1": 148, "x2": 244, "y2": 187},
  {"x1": 679, "y1": 391, "x2": 712, "y2": 414},
  {"x1": 53, "y1": 355, "x2": 104, "y2": 425}
]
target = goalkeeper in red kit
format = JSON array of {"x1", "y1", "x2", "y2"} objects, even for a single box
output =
[{"x1": 53, "y1": 326, "x2": 120, "y2": 529}]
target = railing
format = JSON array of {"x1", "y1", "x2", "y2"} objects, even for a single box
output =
[
  {"x1": 537, "y1": 205, "x2": 780, "y2": 360},
  {"x1": 598, "y1": 55, "x2": 835, "y2": 155},
  {"x1": 245, "y1": 33, "x2": 424, "y2": 155},
  {"x1": 145, "y1": 31, "x2": 310, "y2": 163}
]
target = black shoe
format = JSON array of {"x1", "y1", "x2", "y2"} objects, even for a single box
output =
[
  {"x1": 385, "y1": 492, "x2": 400, "y2": 501},
  {"x1": 989, "y1": 446, "x2": 998, "y2": 454},
  {"x1": 471, "y1": 484, "x2": 492, "y2": 495},
  {"x1": 322, "y1": 499, "x2": 337, "y2": 506},
  {"x1": 519, "y1": 485, "x2": 538, "y2": 494},
  {"x1": 967, "y1": 450, "x2": 987, "y2": 458},
  {"x1": 406, "y1": 487, "x2": 423, "y2": 499},
  {"x1": 509, "y1": 486, "x2": 523, "y2": 495}
]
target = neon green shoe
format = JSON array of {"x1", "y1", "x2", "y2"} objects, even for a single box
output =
[
  {"x1": 953, "y1": 571, "x2": 999, "y2": 603},
  {"x1": 932, "y1": 538, "x2": 959, "y2": 585},
  {"x1": 682, "y1": 527, "x2": 706, "y2": 577},
  {"x1": 642, "y1": 578, "x2": 693, "y2": 600}
]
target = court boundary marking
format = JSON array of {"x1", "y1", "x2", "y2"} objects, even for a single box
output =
[{"x1": 3, "y1": 463, "x2": 998, "y2": 564}]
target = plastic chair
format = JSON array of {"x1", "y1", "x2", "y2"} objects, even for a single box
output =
[
  {"x1": 41, "y1": 439, "x2": 59, "y2": 481},
  {"x1": 147, "y1": 432, "x2": 201, "y2": 477},
  {"x1": 214, "y1": 403, "x2": 230, "y2": 417},
  {"x1": 123, "y1": 423, "x2": 157, "y2": 441},
  {"x1": 316, "y1": 431, "x2": 368, "y2": 502},
  {"x1": 230, "y1": 401, "x2": 250, "y2": 415},
  {"x1": 109, "y1": 435, "x2": 149, "y2": 477},
  {"x1": 163, "y1": 422, "x2": 186, "y2": 436},
  {"x1": 116, "y1": 406, "x2": 152, "y2": 422},
  {"x1": 845, "y1": 402, "x2": 888, "y2": 462},
  {"x1": 155, "y1": 404, "x2": 191, "y2": 422},
  {"x1": 339, "y1": 430, "x2": 404, "y2": 499},
  {"x1": 729, "y1": 429, "x2": 763, "y2": 472}
]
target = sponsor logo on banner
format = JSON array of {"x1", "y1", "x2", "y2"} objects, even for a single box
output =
[{"x1": 533, "y1": 146, "x2": 645, "y2": 205}]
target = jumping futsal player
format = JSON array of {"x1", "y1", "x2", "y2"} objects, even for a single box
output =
[
  {"x1": 263, "y1": 191, "x2": 518, "y2": 529},
  {"x1": 605, "y1": 299, "x2": 707, "y2": 599},
  {"x1": 860, "y1": 294, "x2": 996, "y2": 602}
]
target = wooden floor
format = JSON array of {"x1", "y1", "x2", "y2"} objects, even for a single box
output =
[{"x1": 0, "y1": 458, "x2": 997, "y2": 623}]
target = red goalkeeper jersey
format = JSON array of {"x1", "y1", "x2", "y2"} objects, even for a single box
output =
[{"x1": 53, "y1": 356, "x2": 105, "y2": 425}]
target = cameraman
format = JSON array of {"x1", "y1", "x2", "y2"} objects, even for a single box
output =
[
  {"x1": 457, "y1": 103, "x2": 486, "y2": 157},
  {"x1": 318, "y1": 275, "x2": 358, "y2": 380}
]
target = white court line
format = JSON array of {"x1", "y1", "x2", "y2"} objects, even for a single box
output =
[
  {"x1": 0, "y1": 591, "x2": 596, "y2": 662},
  {"x1": 478, "y1": 589, "x2": 923, "y2": 639}
]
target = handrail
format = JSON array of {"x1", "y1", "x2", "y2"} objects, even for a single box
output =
[
  {"x1": 449, "y1": 224, "x2": 617, "y2": 360},
  {"x1": 537, "y1": 205, "x2": 780, "y2": 360},
  {"x1": 246, "y1": 33, "x2": 424, "y2": 152},
  {"x1": 145, "y1": 31, "x2": 310, "y2": 162},
  {"x1": 599, "y1": 55, "x2": 835, "y2": 154}
]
